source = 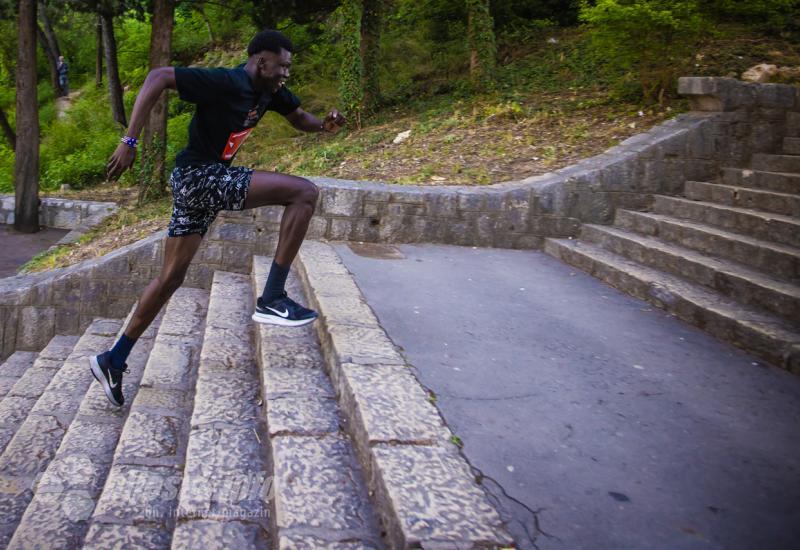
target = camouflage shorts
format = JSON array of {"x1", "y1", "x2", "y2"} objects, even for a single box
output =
[{"x1": 168, "y1": 163, "x2": 253, "y2": 237}]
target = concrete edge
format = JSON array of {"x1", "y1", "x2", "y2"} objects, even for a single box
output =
[
  {"x1": 295, "y1": 240, "x2": 514, "y2": 548},
  {"x1": 1, "y1": 195, "x2": 118, "y2": 240}
]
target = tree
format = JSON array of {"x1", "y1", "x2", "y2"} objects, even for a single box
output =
[
  {"x1": 0, "y1": 105, "x2": 14, "y2": 149},
  {"x1": 37, "y1": 1, "x2": 64, "y2": 96},
  {"x1": 95, "y1": 13, "x2": 102, "y2": 87},
  {"x1": 139, "y1": 0, "x2": 174, "y2": 203},
  {"x1": 466, "y1": 0, "x2": 496, "y2": 86},
  {"x1": 100, "y1": 9, "x2": 126, "y2": 126},
  {"x1": 361, "y1": 0, "x2": 382, "y2": 113},
  {"x1": 15, "y1": 0, "x2": 39, "y2": 233},
  {"x1": 339, "y1": 0, "x2": 363, "y2": 128}
]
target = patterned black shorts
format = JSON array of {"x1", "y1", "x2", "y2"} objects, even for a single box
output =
[{"x1": 168, "y1": 163, "x2": 253, "y2": 237}]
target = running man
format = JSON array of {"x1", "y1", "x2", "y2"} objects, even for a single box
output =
[{"x1": 90, "y1": 29, "x2": 345, "y2": 407}]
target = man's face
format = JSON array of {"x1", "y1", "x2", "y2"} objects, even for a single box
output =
[{"x1": 256, "y1": 48, "x2": 292, "y2": 93}]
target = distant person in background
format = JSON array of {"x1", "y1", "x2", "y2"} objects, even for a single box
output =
[{"x1": 57, "y1": 55, "x2": 69, "y2": 96}]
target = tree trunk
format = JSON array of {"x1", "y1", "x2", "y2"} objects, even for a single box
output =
[
  {"x1": 100, "y1": 11, "x2": 127, "y2": 127},
  {"x1": 140, "y1": 0, "x2": 174, "y2": 203},
  {"x1": 95, "y1": 14, "x2": 103, "y2": 88},
  {"x1": 15, "y1": 0, "x2": 40, "y2": 234},
  {"x1": 339, "y1": 0, "x2": 363, "y2": 128},
  {"x1": 0, "y1": 106, "x2": 16, "y2": 150},
  {"x1": 360, "y1": 0, "x2": 381, "y2": 114},
  {"x1": 466, "y1": 0, "x2": 496, "y2": 86},
  {"x1": 36, "y1": 24, "x2": 60, "y2": 96},
  {"x1": 38, "y1": 1, "x2": 63, "y2": 96}
]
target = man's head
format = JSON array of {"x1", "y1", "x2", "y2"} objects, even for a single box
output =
[
  {"x1": 247, "y1": 29, "x2": 293, "y2": 93},
  {"x1": 58, "y1": 55, "x2": 64, "y2": 63}
]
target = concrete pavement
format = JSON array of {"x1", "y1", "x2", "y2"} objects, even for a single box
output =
[{"x1": 334, "y1": 242, "x2": 800, "y2": 550}]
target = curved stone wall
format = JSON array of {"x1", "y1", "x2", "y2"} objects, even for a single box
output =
[{"x1": 1, "y1": 77, "x2": 797, "y2": 357}]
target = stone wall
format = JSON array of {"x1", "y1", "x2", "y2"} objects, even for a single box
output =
[
  {"x1": 1, "y1": 77, "x2": 797, "y2": 358},
  {"x1": 1, "y1": 195, "x2": 117, "y2": 244}
]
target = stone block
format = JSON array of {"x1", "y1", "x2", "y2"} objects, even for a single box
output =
[
  {"x1": 271, "y1": 435, "x2": 375, "y2": 532},
  {"x1": 17, "y1": 307, "x2": 55, "y2": 350},
  {"x1": 115, "y1": 410, "x2": 184, "y2": 465},
  {"x1": 326, "y1": 325, "x2": 404, "y2": 366},
  {"x1": 221, "y1": 243, "x2": 253, "y2": 271},
  {"x1": 266, "y1": 397, "x2": 340, "y2": 436},
  {"x1": 83, "y1": 523, "x2": 171, "y2": 549},
  {"x1": 191, "y1": 369, "x2": 260, "y2": 428},
  {"x1": 328, "y1": 218, "x2": 353, "y2": 240},
  {"x1": 93, "y1": 464, "x2": 182, "y2": 523},
  {"x1": 172, "y1": 521, "x2": 268, "y2": 549},
  {"x1": 372, "y1": 444, "x2": 513, "y2": 548},
  {"x1": 322, "y1": 186, "x2": 363, "y2": 217}
]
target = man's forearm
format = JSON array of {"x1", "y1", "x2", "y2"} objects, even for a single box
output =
[
  {"x1": 293, "y1": 111, "x2": 325, "y2": 133},
  {"x1": 124, "y1": 70, "x2": 172, "y2": 138}
]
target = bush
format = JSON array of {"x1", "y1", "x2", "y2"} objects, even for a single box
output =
[
  {"x1": 702, "y1": 0, "x2": 799, "y2": 29},
  {"x1": 580, "y1": 0, "x2": 705, "y2": 102}
]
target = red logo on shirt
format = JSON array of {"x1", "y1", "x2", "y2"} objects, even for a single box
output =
[{"x1": 221, "y1": 128, "x2": 253, "y2": 160}]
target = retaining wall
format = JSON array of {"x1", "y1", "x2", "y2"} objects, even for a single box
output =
[
  {"x1": 1, "y1": 194, "x2": 118, "y2": 244},
  {"x1": 1, "y1": 77, "x2": 798, "y2": 358}
]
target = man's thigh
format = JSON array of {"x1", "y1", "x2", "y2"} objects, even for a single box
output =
[{"x1": 243, "y1": 170, "x2": 314, "y2": 210}]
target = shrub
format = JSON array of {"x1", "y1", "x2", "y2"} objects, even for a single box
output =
[{"x1": 580, "y1": 0, "x2": 705, "y2": 102}]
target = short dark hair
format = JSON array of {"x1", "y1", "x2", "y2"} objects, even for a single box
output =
[{"x1": 247, "y1": 29, "x2": 294, "y2": 57}]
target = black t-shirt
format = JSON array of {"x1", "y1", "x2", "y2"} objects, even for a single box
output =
[{"x1": 174, "y1": 64, "x2": 300, "y2": 167}]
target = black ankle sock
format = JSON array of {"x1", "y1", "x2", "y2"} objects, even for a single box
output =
[
  {"x1": 109, "y1": 334, "x2": 136, "y2": 370},
  {"x1": 262, "y1": 259, "x2": 290, "y2": 303}
]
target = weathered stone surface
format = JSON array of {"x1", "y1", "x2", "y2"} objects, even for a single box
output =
[
  {"x1": 0, "y1": 414, "x2": 67, "y2": 477},
  {"x1": 171, "y1": 520, "x2": 269, "y2": 549},
  {"x1": 326, "y1": 325, "x2": 404, "y2": 365},
  {"x1": 191, "y1": 369, "x2": 260, "y2": 427},
  {"x1": 139, "y1": 340, "x2": 195, "y2": 388},
  {"x1": 0, "y1": 351, "x2": 37, "y2": 377},
  {"x1": 278, "y1": 535, "x2": 379, "y2": 549},
  {"x1": 179, "y1": 425, "x2": 268, "y2": 515},
  {"x1": 272, "y1": 435, "x2": 375, "y2": 532},
  {"x1": 156, "y1": 289, "x2": 208, "y2": 336},
  {"x1": 267, "y1": 397, "x2": 341, "y2": 436},
  {"x1": 0, "y1": 396, "x2": 36, "y2": 453},
  {"x1": 132, "y1": 386, "x2": 191, "y2": 413},
  {"x1": 340, "y1": 363, "x2": 446, "y2": 445},
  {"x1": 82, "y1": 523, "x2": 171, "y2": 549},
  {"x1": 0, "y1": 376, "x2": 16, "y2": 398},
  {"x1": 8, "y1": 491, "x2": 96, "y2": 549},
  {"x1": 263, "y1": 368, "x2": 335, "y2": 398},
  {"x1": 115, "y1": 410, "x2": 183, "y2": 463},
  {"x1": 38, "y1": 334, "x2": 79, "y2": 361},
  {"x1": 372, "y1": 444, "x2": 513, "y2": 546},
  {"x1": 92, "y1": 464, "x2": 181, "y2": 523},
  {"x1": 56, "y1": 417, "x2": 122, "y2": 462},
  {"x1": 259, "y1": 339, "x2": 325, "y2": 370},
  {"x1": 17, "y1": 306, "x2": 55, "y2": 350}
]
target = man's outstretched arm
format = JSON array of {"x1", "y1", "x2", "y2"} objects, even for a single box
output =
[
  {"x1": 285, "y1": 107, "x2": 346, "y2": 134},
  {"x1": 106, "y1": 66, "x2": 177, "y2": 181}
]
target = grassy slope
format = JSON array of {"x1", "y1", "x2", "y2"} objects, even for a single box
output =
[{"x1": 19, "y1": 24, "x2": 800, "y2": 273}]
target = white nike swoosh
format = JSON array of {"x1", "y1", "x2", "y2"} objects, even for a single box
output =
[
  {"x1": 109, "y1": 376, "x2": 119, "y2": 388},
  {"x1": 266, "y1": 306, "x2": 289, "y2": 318}
]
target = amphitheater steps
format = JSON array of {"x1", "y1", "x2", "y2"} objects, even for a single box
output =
[
  {"x1": 251, "y1": 256, "x2": 383, "y2": 548},
  {"x1": 0, "y1": 318, "x2": 123, "y2": 546},
  {"x1": 81, "y1": 288, "x2": 207, "y2": 548},
  {"x1": 0, "y1": 337, "x2": 78, "y2": 457},
  {"x1": 546, "y1": 139, "x2": 800, "y2": 372}
]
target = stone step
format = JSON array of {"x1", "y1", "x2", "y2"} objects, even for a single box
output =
[
  {"x1": 581, "y1": 224, "x2": 800, "y2": 322},
  {"x1": 0, "y1": 351, "x2": 38, "y2": 401},
  {"x1": 751, "y1": 153, "x2": 800, "y2": 174},
  {"x1": 721, "y1": 167, "x2": 800, "y2": 194},
  {"x1": 251, "y1": 256, "x2": 382, "y2": 548},
  {"x1": 170, "y1": 272, "x2": 269, "y2": 548},
  {"x1": 7, "y1": 305, "x2": 166, "y2": 549},
  {"x1": 615, "y1": 210, "x2": 800, "y2": 282},
  {"x1": 544, "y1": 238, "x2": 800, "y2": 371},
  {"x1": 684, "y1": 181, "x2": 800, "y2": 218},
  {"x1": 81, "y1": 288, "x2": 208, "y2": 549},
  {"x1": 0, "y1": 336, "x2": 78, "y2": 457},
  {"x1": 296, "y1": 240, "x2": 513, "y2": 548},
  {"x1": 653, "y1": 195, "x2": 800, "y2": 248},
  {"x1": 0, "y1": 317, "x2": 123, "y2": 546},
  {"x1": 784, "y1": 137, "x2": 800, "y2": 155}
]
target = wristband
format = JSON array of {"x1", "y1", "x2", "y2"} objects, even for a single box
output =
[{"x1": 121, "y1": 136, "x2": 138, "y2": 149}]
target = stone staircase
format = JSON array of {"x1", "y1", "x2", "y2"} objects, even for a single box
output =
[
  {"x1": 0, "y1": 242, "x2": 512, "y2": 548},
  {"x1": 545, "y1": 136, "x2": 800, "y2": 372}
]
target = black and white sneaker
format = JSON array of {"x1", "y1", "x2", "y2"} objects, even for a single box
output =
[
  {"x1": 89, "y1": 351, "x2": 128, "y2": 407},
  {"x1": 252, "y1": 291, "x2": 318, "y2": 327}
]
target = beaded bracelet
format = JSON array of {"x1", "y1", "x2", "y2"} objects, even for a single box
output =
[{"x1": 120, "y1": 136, "x2": 138, "y2": 149}]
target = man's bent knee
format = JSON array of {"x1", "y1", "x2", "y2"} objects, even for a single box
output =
[
  {"x1": 160, "y1": 270, "x2": 187, "y2": 295},
  {"x1": 299, "y1": 179, "x2": 319, "y2": 207}
]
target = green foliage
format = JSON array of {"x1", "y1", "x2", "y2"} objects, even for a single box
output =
[
  {"x1": 580, "y1": 0, "x2": 705, "y2": 102},
  {"x1": 338, "y1": 0, "x2": 364, "y2": 126},
  {"x1": 702, "y1": 0, "x2": 799, "y2": 28},
  {"x1": 466, "y1": 0, "x2": 498, "y2": 85}
]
